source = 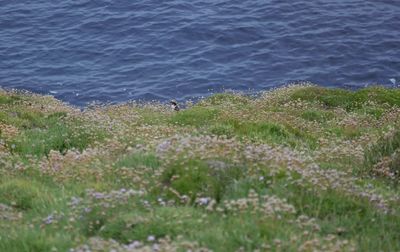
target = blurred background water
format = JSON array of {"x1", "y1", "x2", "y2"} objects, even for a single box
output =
[{"x1": 0, "y1": 0, "x2": 399, "y2": 106}]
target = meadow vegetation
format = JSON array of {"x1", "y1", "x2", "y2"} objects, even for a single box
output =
[{"x1": 0, "y1": 84, "x2": 399, "y2": 251}]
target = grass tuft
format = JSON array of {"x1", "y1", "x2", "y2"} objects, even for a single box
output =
[
  {"x1": 170, "y1": 107, "x2": 218, "y2": 126},
  {"x1": 161, "y1": 159, "x2": 244, "y2": 202},
  {"x1": 0, "y1": 179, "x2": 53, "y2": 210}
]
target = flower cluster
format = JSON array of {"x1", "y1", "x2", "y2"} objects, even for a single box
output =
[
  {"x1": 68, "y1": 188, "x2": 145, "y2": 212},
  {"x1": 70, "y1": 236, "x2": 211, "y2": 252},
  {"x1": 222, "y1": 190, "x2": 296, "y2": 218},
  {"x1": 0, "y1": 203, "x2": 22, "y2": 222},
  {"x1": 155, "y1": 134, "x2": 399, "y2": 213},
  {"x1": 298, "y1": 235, "x2": 356, "y2": 252}
]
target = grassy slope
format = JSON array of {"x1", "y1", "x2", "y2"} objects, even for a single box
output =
[{"x1": 1, "y1": 84, "x2": 400, "y2": 251}]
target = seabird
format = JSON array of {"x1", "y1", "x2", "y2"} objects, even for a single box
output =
[
  {"x1": 170, "y1": 100, "x2": 180, "y2": 111},
  {"x1": 389, "y1": 78, "x2": 396, "y2": 86}
]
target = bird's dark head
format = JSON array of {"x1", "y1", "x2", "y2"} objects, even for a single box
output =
[{"x1": 170, "y1": 100, "x2": 180, "y2": 111}]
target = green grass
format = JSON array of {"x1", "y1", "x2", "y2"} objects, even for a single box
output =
[
  {"x1": 115, "y1": 153, "x2": 160, "y2": 169},
  {"x1": 389, "y1": 150, "x2": 400, "y2": 178},
  {"x1": 0, "y1": 229, "x2": 73, "y2": 252},
  {"x1": 170, "y1": 107, "x2": 219, "y2": 126},
  {"x1": 0, "y1": 178, "x2": 54, "y2": 210},
  {"x1": 364, "y1": 129, "x2": 400, "y2": 173},
  {"x1": 0, "y1": 106, "x2": 69, "y2": 130},
  {"x1": 301, "y1": 109, "x2": 334, "y2": 122},
  {"x1": 200, "y1": 93, "x2": 250, "y2": 106},
  {"x1": 160, "y1": 159, "x2": 244, "y2": 202},
  {"x1": 98, "y1": 207, "x2": 204, "y2": 243},
  {"x1": 0, "y1": 94, "x2": 21, "y2": 105},
  {"x1": 284, "y1": 186, "x2": 400, "y2": 251},
  {"x1": 9, "y1": 121, "x2": 103, "y2": 157},
  {"x1": 1, "y1": 109, "x2": 106, "y2": 157},
  {"x1": 290, "y1": 86, "x2": 400, "y2": 109},
  {"x1": 209, "y1": 120, "x2": 317, "y2": 148},
  {"x1": 1, "y1": 85, "x2": 400, "y2": 251}
]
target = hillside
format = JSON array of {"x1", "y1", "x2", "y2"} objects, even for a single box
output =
[{"x1": 1, "y1": 84, "x2": 400, "y2": 251}]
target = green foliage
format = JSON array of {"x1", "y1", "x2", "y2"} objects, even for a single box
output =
[
  {"x1": 192, "y1": 213, "x2": 294, "y2": 251},
  {"x1": 0, "y1": 228, "x2": 72, "y2": 252},
  {"x1": 200, "y1": 93, "x2": 250, "y2": 106},
  {"x1": 222, "y1": 177, "x2": 266, "y2": 200},
  {"x1": 353, "y1": 87, "x2": 400, "y2": 107},
  {"x1": 290, "y1": 86, "x2": 400, "y2": 110},
  {"x1": 1, "y1": 86, "x2": 400, "y2": 251},
  {"x1": 289, "y1": 187, "x2": 370, "y2": 219},
  {"x1": 96, "y1": 211, "x2": 146, "y2": 242},
  {"x1": 0, "y1": 110, "x2": 54, "y2": 130},
  {"x1": 0, "y1": 95, "x2": 105, "y2": 158},
  {"x1": 276, "y1": 185, "x2": 400, "y2": 251},
  {"x1": 0, "y1": 94, "x2": 21, "y2": 105},
  {"x1": 0, "y1": 108, "x2": 68, "y2": 131},
  {"x1": 79, "y1": 205, "x2": 115, "y2": 236},
  {"x1": 290, "y1": 87, "x2": 353, "y2": 108},
  {"x1": 209, "y1": 123, "x2": 235, "y2": 137},
  {"x1": 362, "y1": 107, "x2": 385, "y2": 119},
  {"x1": 389, "y1": 150, "x2": 400, "y2": 179},
  {"x1": 161, "y1": 159, "x2": 244, "y2": 202},
  {"x1": 97, "y1": 205, "x2": 297, "y2": 252},
  {"x1": 209, "y1": 120, "x2": 317, "y2": 148},
  {"x1": 328, "y1": 126, "x2": 362, "y2": 139},
  {"x1": 99, "y1": 207, "x2": 203, "y2": 242},
  {"x1": 364, "y1": 129, "x2": 400, "y2": 171},
  {"x1": 232, "y1": 121, "x2": 288, "y2": 140},
  {"x1": 170, "y1": 107, "x2": 218, "y2": 126},
  {"x1": 209, "y1": 120, "x2": 292, "y2": 144},
  {"x1": 9, "y1": 120, "x2": 102, "y2": 157},
  {"x1": 301, "y1": 109, "x2": 334, "y2": 122},
  {"x1": 115, "y1": 153, "x2": 160, "y2": 169},
  {"x1": 0, "y1": 179, "x2": 53, "y2": 210},
  {"x1": 137, "y1": 108, "x2": 167, "y2": 125}
]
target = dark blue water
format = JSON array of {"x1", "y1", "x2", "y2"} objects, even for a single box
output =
[{"x1": 1, "y1": 0, "x2": 399, "y2": 106}]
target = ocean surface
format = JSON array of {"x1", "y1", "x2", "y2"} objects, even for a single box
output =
[{"x1": 1, "y1": 0, "x2": 399, "y2": 106}]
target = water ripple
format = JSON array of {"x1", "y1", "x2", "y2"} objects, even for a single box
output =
[{"x1": 0, "y1": 0, "x2": 399, "y2": 106}]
